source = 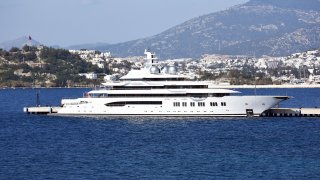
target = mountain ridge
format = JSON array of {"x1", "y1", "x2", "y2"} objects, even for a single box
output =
[
  {"x1": 3, "y1": 0, "x2": 319, "y2": 58},
  {"x1": 247, "y1": 0, "x2": 320, "y2": 11},
  {"x1": 92, "y1": 0, "x2": 320, "y2": 58}
]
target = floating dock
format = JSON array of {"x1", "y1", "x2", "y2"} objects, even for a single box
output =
[
  {"x1": 23, "y1": 106, "x2": 61, "y2": 114},
  {"x1": 262, "y1": 108, "x2": 320, "y2": 117},
  {"x1": 23, "y1": 106, "x2": 320, "y2": 117}
]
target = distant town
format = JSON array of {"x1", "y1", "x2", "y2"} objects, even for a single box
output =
[
  {"x1": 0, "y1": 45, "x2": 319, "y2": 87},
  {"x1": 68, "y1": 48, "x2": 320, "y2": 86}
]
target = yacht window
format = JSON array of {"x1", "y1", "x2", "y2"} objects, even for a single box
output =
[
  {"x1": 106, "y1": 101, "x2": 162, "y2": 106},
  {"x1": 182, "y1": 102, "x2": 187, "y2": 107},
  {"x1": 173, "y1": 102, "x2": 181, "y2": 107},
  {"x1": 112, "y1": 83, "x2": 207, "y2": 89},
  {"x1": 198, "y1": 102, "x2": 205, "y2": 107},
  {"x1": 191, "y1": 93, "x2": 208, "y2": 98},
  {"x1": 221, "y1": 102, "x2": 226, "y2": 106},
  {"x1": 210, "y1": 102, "x2": 218, "y2": 106},
  {"x1": 190, "y1": 102, "x2": 195, "y2": 107},
  {"x1": 106, "y1": 93, "x2": 219, "y2": 98},
  {"x1": 86, "y1": 93, "x2": 108, "y2": 98}
]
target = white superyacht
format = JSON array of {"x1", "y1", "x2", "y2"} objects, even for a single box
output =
[{"x1": 57, "y1": 50, "x2": 289, "y2": 117}]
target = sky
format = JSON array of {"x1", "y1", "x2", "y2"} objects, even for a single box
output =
[{"x1": 0, "y1": 0, "x2": 248, "y2": 47}]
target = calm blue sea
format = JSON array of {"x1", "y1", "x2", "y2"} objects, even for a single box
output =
[{"x1": 0, "y1": 88, "x2": 320, "y2": 179}]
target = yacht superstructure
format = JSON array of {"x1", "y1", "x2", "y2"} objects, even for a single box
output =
[{"x1": 57, "y1": 50, "x2": 289, "y2": 117}]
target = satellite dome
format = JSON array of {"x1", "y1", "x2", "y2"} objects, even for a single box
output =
[
  {"x1": 149, "y1": 66, "x2": 160, "y2": 74},
  {"x1": 161, "y1": 65, "x2": 169, "y2": 74},
  {"x1": 168, "y1": 66, "x2": 177, "y2": 75}
]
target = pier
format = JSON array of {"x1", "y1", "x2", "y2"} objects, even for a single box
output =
[
  {"x1": 262, "y1": 108, "x2": 320, "y2": 117},
  {"x1": 23, "y1": 106, "x2": 61, "y2": 114}
]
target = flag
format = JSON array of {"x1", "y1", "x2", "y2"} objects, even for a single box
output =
[{"x1": 28, "y1": 36, "x2": 32, "y2": 40}]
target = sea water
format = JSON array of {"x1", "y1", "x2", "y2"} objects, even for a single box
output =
[{"x1": 0, "y1": 88, "x2": 320, "y2": 179}]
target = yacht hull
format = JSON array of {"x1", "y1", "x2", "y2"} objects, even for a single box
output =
[{"x1": 57, "y1": 96, "x2": 289, "y2": 117}]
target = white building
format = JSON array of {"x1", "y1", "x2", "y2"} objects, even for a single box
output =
[{"x1": 79, "y1": 73, "x2": 97, "y2": 80}]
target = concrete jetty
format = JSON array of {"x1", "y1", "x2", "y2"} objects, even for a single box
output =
[
  {"x1": 23, "y1": 106, "x2": 61, "y2": 114},
  {"x1": 262, "y1": 108, "x2": 320, "y2": 117}
]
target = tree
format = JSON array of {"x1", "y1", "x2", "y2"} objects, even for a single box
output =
[
  {"x1": 9, "y1": 47, "x2": 20, "y2": 53},
  {"x1": 25, "y1": 52, "x2": 37, "y2": 61},
  {"x1": 0, "y1": 70, "x2": 19, "y2": 81},
  {"x1": 22, "y1": 45, "x2": 30, "y2": 52}
]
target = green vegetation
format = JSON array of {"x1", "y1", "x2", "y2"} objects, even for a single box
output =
[
  {"x1": 198, "y1": 63, "x2": 274, "y2": 85},
  {"x1": 0, "y1": 45, "x2": 103, "y2": 87}
]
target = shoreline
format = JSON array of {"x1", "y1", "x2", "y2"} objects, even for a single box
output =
[
  {"x1": 0, "y1": 87, "x2": 92, "y2": 89},
  {"x1": 211, "y1": 84, "x2": 320, "y2": 89},
  {"x1": 1, "y1": 84, "x2": 320, "y2": 89}
]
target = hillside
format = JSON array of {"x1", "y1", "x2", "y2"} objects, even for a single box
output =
[
  {"x1": 93, "y1": 0, "x2": 320, "y2": 58},
  {"x1": 0, "y1": 46, "x2": 102, "y2": 87},
  {"x1": 0, "y1": 36, "x2": 41, "y2": 51}
]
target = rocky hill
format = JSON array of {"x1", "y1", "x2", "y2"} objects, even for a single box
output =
[
  {"x1": 95, "y1": 0, "x2": 320, "y2": 58},
  {"x1": 0, "y1": 36, "x2": 41, "y2": 51}
]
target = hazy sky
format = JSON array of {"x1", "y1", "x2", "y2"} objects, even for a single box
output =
[{"x1": 0, "y1": 0, "x2": 248, "y2": 46}]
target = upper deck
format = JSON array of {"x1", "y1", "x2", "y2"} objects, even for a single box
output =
[
  {"x1": 99, "y1": 49, "x2": 236, "y2": 94},
  {"x1": 119, "y1": 49, "x2": 190, "y2": 81}
]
